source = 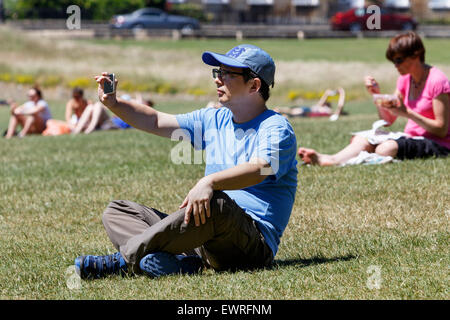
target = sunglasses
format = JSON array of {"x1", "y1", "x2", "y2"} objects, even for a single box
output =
[
  {"x1": 212, "y1": 68, "x2": 245, "y2": 80},
  {"x1": 392, "y1": 56, "x2": 407, "y2": 65}
]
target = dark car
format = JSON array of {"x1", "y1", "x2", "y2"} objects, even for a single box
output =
[
  {"x1": 110, "y1": 7, "x2": 200, "y2": 32},
  {"x1": 331, "y1": 7, "x2": 418, "y2": 32}
]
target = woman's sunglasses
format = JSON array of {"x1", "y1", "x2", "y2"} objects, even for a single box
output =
[{"x1": 392, "y1": 56, "x2": 408, "y2": 65}]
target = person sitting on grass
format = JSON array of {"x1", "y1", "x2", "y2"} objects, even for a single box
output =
[
  {"x1": 5, "y1": 86, "x2": 52, "y2": 139},
  {"x1": 65, "y1": 87, "x2": 89, "y2": 130},
  {"x1": 298, "y1": 32, "x2": 449, "y2": 166},
  {"x1": 74, "y1": 44, "x2": 298, "y2": 280},
  {"x1": 71, "y1": 100, "x2": 115, "y2": 134},
  {"x1": 274, "y1": 87, "x2": 346, "y2": 121},
  {"x1": 42, "y1": 87, "x2": 107, "y2": 137}
]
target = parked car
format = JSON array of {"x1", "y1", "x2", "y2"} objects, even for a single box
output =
[
  {"x1": 110, "y1": 7, "x2": 200, "y2": 32},
  {"x1": 331, "y1": 7, "x2": 418, "y2": 32}
]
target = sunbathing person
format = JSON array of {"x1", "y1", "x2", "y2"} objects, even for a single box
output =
[
  {"x1": 274, "y1": 88, "x2": 345, "y2": 121},
  {"x1": 298, "y1": 32, "x2": 449, "y2": 166},
  {"x1": 5, "y1": 86, "x2": 52, "y2": 139},
  {"x1": 71, "y1": 101, "x2": 115, "y2": 134},
  {"x1": 65, "y1": 87, "x2": 89, "y2": 130}
]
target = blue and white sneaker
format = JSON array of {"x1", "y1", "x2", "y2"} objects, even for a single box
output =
[
  {"x1": 139, "y1": 252, "x2": 203, "y2": 278},
  {"x1": 74, "y1": 252, "x2": 128, "y2": 279}
]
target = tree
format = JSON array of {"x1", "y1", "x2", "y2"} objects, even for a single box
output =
[
  {"x1": 5, "y1": 0, "x2": 149, "y2": 20},
  {"x1": 0, "y1": 0, "x2": 5, "y2": 23},
  {"x1": 144, "y1": 0, "x2": 166, "y2": 10}
]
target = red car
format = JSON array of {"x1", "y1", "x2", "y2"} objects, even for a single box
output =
[{"x1": 331, "y1": 7, "x2": 418, "y2": 32}]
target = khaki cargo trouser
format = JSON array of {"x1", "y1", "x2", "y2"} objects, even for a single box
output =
[{"x1": 102, "y1": 191, "x2": 274, "y2": 274}]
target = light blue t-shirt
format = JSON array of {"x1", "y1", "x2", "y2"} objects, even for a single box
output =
[{"x1": 176, "y1": 107, "x2": 298, "y2": 257}]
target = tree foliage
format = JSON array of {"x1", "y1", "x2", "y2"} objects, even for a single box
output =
[{"x1": 4, "y1": 0, "x2": 167, "y2": 20}]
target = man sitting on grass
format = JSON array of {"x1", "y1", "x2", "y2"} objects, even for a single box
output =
[{"x1": 74, "y1": 44, "x2": 298, "y2": 279}]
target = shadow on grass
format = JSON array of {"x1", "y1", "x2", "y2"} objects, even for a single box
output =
[
  {"x1": 212, "y1": 254, "x2": 358, "y2": 275},
  {"x1": 272, "y1": 254, "x2": 357, "y2": 269}
]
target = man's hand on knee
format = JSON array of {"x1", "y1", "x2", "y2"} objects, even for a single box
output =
[{"x1": 179, "y1": 177, "x2": 214, "y2": 227}]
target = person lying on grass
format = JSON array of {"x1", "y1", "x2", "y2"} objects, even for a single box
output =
[
  {"x1": 274, "y1": 87, "x2": 346, "y2": 121},
  {"x1": 74, "y1": 44, "x2": 298, "y2": 279},
  {"x1": 298, "y1": 32, "x2": 449, "y2": 166}
]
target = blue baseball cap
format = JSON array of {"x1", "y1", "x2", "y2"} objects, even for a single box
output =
[{"x1": 202, "y1": 44, "x2": 275, "y2": 87}]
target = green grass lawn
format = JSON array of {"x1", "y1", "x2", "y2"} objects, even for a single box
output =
[
  {"x1": 0, "y1": 98, "x2": 448, "y2": 299},
  {"x1": 84, "y1": 37, "x2": 450, "y2": 64},
  {"x1": 2, "y1": 27, "x2": 449, "y2": 104}
]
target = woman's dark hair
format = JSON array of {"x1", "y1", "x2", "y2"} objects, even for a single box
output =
[
  {"x1": 386, "y1": 31, "x2": 425, "y2": 63},
  {"x1": 32, "y1": 85, "x2": 42, "y2": 99},
  {"x1": 243, "y1": 69, "x2": 270, "y2": 102}
]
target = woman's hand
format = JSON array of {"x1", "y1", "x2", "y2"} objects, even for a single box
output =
[
  {"x1": 381, "y1": 93, "x2": 408, "y2": 118},
  {"x1": 364, "y1": 76, "x2": 380, "y2": 95}
]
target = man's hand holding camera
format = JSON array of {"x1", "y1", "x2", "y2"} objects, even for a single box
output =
[{"x1": 95, "y1": 72, "x2": 118, "y2": 108}]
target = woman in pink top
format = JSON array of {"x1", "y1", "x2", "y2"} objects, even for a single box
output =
[{"x1": 298, "y1": 32, "x2": 450, "y2": 165}]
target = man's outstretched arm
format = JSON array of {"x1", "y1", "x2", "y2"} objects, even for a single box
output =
[{"x1": 95, "y1": 72, "x2": 179, "y2": 138}]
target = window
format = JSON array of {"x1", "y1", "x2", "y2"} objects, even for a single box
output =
[
  {"x1": 355, "y1": 8, "x2": 365, "y2": 16},
  {"x1": 292, "y1": 0, "x2": 320, "y2": 7},
  {"x1": 141, "y1": 11, "x2": 162, "y2": 17},
  {"x1": 385, "y1": 0, "x2": 410, "y2": 9},
  {"x1": 246, "y1": 0, "x2": 274, "y2": 5},
  {"x1": 338, "y1": 0, "x2": 364, "y2": 8},
  {"x1": 136, "y1": 8, "x2": 163, "y2": 16},
  {"x1": 202, "y1": 0, "x2": 230, "y2": 4},
  {"x1": 429, "y1": 0, "x2": 450, "y2": 10}
]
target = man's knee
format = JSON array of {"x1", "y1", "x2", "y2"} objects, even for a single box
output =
[
  {"x1": 102, "y1": 200, "x2": 133, "y2": 223},
  {"x1": 210, "y1": 191, "x2": 231, "y2": 213},
  {"x1": 209, "y1": 191, "x2": 243, "y2": 224},
  {"x1": 375, "y1": 140, "x2": 398, "y2": 157}
]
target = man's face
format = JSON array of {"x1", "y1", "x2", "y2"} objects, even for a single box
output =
[{"x1": 213, "y1": 65, "x2": 252, "y2": 106}]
